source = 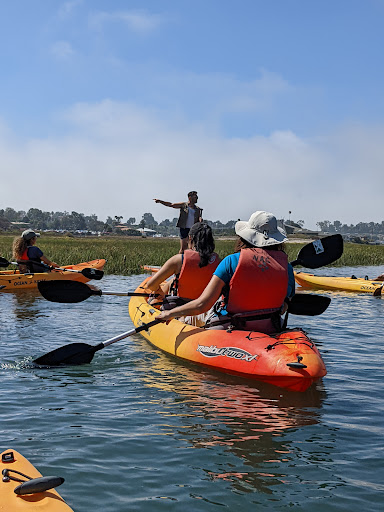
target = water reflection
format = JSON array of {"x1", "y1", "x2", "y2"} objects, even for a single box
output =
[
  {"x1": 136, "y1": 347, "x2": 327, "y2": 494},
  {"x1": 1, "y1": 289, "x2": 46, "y2": 321}
]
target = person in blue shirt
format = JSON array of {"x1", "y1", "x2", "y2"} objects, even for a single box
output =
[
  {"x1": 12, "y1": 229, "x2": 59, "y2": 273},
  {"x1": 157, "y1": 211, "x2": 295, "y2": 334}
]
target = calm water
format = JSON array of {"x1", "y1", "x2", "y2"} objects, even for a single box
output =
[{"x1": 1, "y1": 267, "x2": 383, "y2": 511}]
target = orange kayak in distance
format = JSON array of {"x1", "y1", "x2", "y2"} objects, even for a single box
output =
[{"x1": 0, "y1": 259, "x2": 106, "y2": 291}]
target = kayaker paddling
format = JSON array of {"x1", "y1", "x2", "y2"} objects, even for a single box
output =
[
  {"x1": 157, "y1": 211, "x2": 295, "y2": 334},
  {"x1": 12, "y1": 229, "x2": 60, "y2": 273},
  {"x1": 145, "y1": 222, "x2": 220, "y2": 325},
  {"x1": 153, "y1": 191, "x2": 203, "y2": 253}
]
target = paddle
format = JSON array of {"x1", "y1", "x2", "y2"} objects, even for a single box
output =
[
  {"x1": 0, "y1": 257, "x2": 103, "y2": 281},
  {"x1": 289, "y1": 234, "x2": 343, "y2": 269},
  {"x1": 373, "y1": 285, "x2": 383, "y2": 297},
  {"x1": 287, "y1": 293, "x2": 330, "y2": 316},
  {"x1": 33, "y1": 318, "x2": 163, "y2": 366},
  {"x1": 33, "y1": 294, "x2": 330, "y2": 366},
  {"x1": 38, "y1": 280, "x2": 159, "y2": 303}
]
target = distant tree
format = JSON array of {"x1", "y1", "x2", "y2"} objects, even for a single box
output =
[
  {"x1": 4, "y1": 207, "x2": 19, "y2": 221},
  {"x1": 142, "y1": 213, "x2": 157, "y2": 228},
  {"x1": 139, "y1": 219, "x2": 146, "y2": 229},
  {"x1": 334, "y1": 220, "x2": 342, "y2": 232},
  {"x1": 0, "y1": 216, "x2": 11, "y2": 230},
  {"x1": 127, "y1": 217, "x2": 136, "y2": 225},
  {"x1": 317, "y1": 221, "x2": 331, "y2": 232}
]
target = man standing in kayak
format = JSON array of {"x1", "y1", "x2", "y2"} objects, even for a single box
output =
[{"x1": 153, "y1": 191, "x2": 203, "y2": 253}]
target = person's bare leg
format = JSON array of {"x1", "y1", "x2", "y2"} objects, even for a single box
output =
[{"x1": 179, "y1": 237, "x2": 188, "y2": 253}]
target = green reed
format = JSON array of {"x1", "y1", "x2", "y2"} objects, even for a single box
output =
[{"x1": 1, "y1": 234, "x2": 384, "y2": 276}]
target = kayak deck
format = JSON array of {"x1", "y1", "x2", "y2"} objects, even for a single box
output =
[
  {"x1": 0, "y1": 449, "x2": 73, "y2": 511},
  {"x1": 128, "y1": 277, "x2": 326, "y2": 392},
  {"x1": 294, "y1": 271, "x2": 383, "y2": 293},
  {"x1": 0, "y1": 259, "x2": 106, "y2": 291}
]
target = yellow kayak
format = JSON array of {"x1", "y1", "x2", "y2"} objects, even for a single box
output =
[
  {"x1": 294, "y1": 271, "x2": 383, "y2": 294},
  {"x1": 0, "y1": 259, "x2": 106, "y2": 291},
  {"x1": 0, "y1": 449, "x2": 73, "y2": 511}
]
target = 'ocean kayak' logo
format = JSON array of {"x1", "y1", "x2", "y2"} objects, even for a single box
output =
[{"x1": 197, "y1": 345, "x2": 258, "y2": 362}]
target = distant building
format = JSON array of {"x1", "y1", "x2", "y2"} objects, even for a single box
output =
[
  {"x1": 136, "y1": 228, "x2": 157, "y2": 237},
  {"x1": 283, "y1": 221, "x2": 319, "y2": 237}
]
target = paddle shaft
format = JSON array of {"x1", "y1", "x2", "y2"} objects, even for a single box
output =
[
  {"x1": 1, "y1": 257, "x2": 95, "y2": 274},
  {"x1": 91, "y1": 290, "x2": 158, "y2": 298},
  {"x1": 33, "y1": 317, "x2": 164, "y2": 365},
  {"x1": 101, "y1": 318, "x2": 162, "y2": 349},
  {"x1": 1, "y1": 257, "x2": 103, "y2": 280}
]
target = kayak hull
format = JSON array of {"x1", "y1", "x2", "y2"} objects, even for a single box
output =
[
  {"x1": 294, "y1": 271, "x2": 382, "y2": 293},
  {"x1": 0, "y1": 449, "x2": 73, "y2": 511},
  {"x1": 128, "y1": 278, "x2": 327, "y2": 392},
  {"x1": 0, "y1": 259, "x2": 106, "y2": 291}
]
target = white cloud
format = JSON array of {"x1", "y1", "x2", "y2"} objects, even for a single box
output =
[
  {"x1": 1, "y1": 101, "x2": 384, "y2": 229},
  {"x1": 50, "y1": 40, "x2": 75, "y2": 59},
  {"x1": 89, "y1": 9, "x2": 165, "y2": 34}
]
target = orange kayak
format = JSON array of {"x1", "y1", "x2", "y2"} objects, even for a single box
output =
[
  {"x1": 0, "y1": 259, "x2": 106, "y2": 291},
  {"x1": 128, "y1": 277, "x2": 327, "y2": 392}
]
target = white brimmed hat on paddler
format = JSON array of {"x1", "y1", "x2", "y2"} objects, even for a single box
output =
[
  {"x1": 22, "y1": 229, "x2": 40, "y2": 241},
  {"x1": 235, "y1": 211, "x2": 287, "y2": 247}
]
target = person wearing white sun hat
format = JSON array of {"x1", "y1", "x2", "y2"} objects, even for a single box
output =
[{"x1": 157, "y1": 211, "x2": 295, "y2": 334}]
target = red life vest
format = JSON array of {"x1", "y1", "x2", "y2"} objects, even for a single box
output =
[
  {"x1": 176, "y1": 250, "x2": 220, "y2": 300},
  {"x1": 226, "y1": 248, "x2": 288, "y2": 332}
]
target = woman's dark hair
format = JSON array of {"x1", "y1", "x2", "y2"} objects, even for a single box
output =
[
  {"x1": 189, "y1": 222, "x2": 215, "y2": 267},
  {"x1": 234, "y1": 237, "x2": 285, "y2": 253}
]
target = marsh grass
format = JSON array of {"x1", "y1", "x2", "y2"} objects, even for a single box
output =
[{"x1": 1, "y1": 234, "x2": 384, "y2": 275}]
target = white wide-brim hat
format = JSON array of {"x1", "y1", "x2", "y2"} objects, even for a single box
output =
[{"x1": 235, "y1": 211, "x2": 287, "y2": 247}]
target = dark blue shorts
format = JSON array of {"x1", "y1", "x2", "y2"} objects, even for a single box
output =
[{"x1": 179, "y1": 228, "x2": 190, "y2": 239}]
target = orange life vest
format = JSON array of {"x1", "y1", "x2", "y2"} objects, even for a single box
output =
[
  {"x1": 176, "y1": 250, "x2": 220, "y2": 300},
  {"x1": 20, "y1": 248, "x2": 29, "y2": 261},
  {"x1": 226, "y1": 248, "x2": 288, "y2": 332}
]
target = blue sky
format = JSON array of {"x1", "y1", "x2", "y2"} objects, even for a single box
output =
[{"x1": 1, "y1": 0, "x2": 384, "y2": 229}]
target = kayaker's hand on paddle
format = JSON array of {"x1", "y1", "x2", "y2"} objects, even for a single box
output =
[{"x1": 156, "y1": 310, "x2": 176, "y2": 324}]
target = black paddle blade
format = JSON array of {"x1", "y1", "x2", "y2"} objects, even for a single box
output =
[
  {"x1": 0, "y1": 257, "x2": 10, "y2": 267},
  {"x1": 80, "y1": 268, "x2": 104, "y2": 280},
  {"x1": 291, "y1": 234, "x2": 343, "y2": 269},
  {"x1": 38, "y1": 280, "x2": 98, "y2": 303},
  {"x1": 33, "y1": 342, "x2": 98, "y2": 366},
  {"x1": 288, "y1": 293, "x2": 331, "y2": 316}
]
